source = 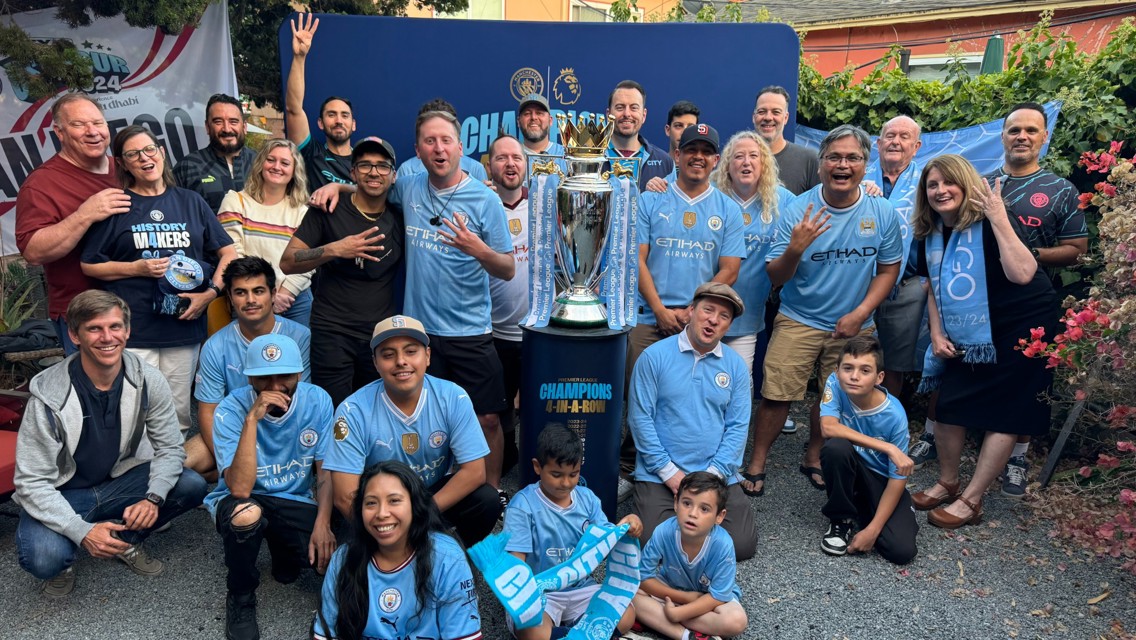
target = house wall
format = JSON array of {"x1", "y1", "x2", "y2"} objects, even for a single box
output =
[{"x1": 802, "y1": 6, "x2": 1136, "y2": 81}]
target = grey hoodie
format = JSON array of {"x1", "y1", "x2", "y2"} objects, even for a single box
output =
[{"x1": 13, "y1": 350, "x2": 186, "y2": 545}]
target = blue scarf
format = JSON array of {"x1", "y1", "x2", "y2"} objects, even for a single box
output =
[
  {"x1": 524, "y1": 171, "x2": 560, "y2": 327},
  {"x1": 918, "y1": 220, "x2": 996, "y2": 392},
  {"x1": 868, "y1": 160, "x2": 921, "y2": 299},
  {"x1": 468, "y1": 523, "x2": 640, "y2": 638},
  {"x1": 601, "y1": 174, "x2": 639, "y2": 330}
]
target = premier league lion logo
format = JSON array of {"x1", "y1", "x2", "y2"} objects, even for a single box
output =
[{"x1": 553, "y1": 67, "x2": 581, "y2": 105}]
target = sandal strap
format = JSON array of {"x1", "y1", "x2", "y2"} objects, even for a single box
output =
[{"x1": 956, "y1": 494, "x2": 981, "y2": 512}]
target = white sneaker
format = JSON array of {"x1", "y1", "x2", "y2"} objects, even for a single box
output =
[
  {"x1": 781, "y1": 417, "x2": 798, "y2": 434},
  {"x1": 617, "y1": 477, "x2": 635, "y2": 503}
]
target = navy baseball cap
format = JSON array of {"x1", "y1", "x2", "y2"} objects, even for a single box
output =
[
  {"x1": 679, "y1": 123, "x2": 720, "y2": 153},
  {"x1": 351, "y1": 136, "x2": 397, "y2": 165}
]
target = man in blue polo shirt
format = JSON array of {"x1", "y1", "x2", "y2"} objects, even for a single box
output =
[
  {"x1": 205, "y1": 334, "x2": 336, "y2": 640},
  {"x1": 386, "y1": 110, "x2": 515, "y2": 501},
  {"x1": 622, "y1": 124, "x2": 745, "y2": 478},
  {"x1": 742, "y1": 124, "x2": 903, "y2": 499},
  {"x1": 629, "y1": 282, "x2": 756, "y2": 560},
  {"x1": 322, "y1": 315, "x2": 502, "y2": 546},
  {"x1": 188, "y1": 257, "x2": 311, "y2": 478},
  {"x1": 605, "y1": 79, "x2": 673, "y2": 191}
]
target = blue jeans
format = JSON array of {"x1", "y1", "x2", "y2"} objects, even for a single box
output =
[
  {"x1": 280, "y1": 288, "x2": 312, "y2": 327},
  {"x1": 16, "y1": 463, "x2": 207, "y2": 579}
]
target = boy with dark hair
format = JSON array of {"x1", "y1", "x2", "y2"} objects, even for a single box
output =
[
  {"x1": 502, "y1": 424, "x2": 641, "y2": 640},
  {"x1": 630, "y1": 472, "x2": 747, "y2": 640},
  {"x1": 817, "y1": 336, "x2": 918, "y2": 563}
]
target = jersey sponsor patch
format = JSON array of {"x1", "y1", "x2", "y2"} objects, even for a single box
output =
[
  {"x1": 334, "y1": 417, "x2": 349, "y2": 441},
  {"x1": 683, "y1": 211, "x2": 697, "y2": 229},
  {"x1": 823, "y1": 383, "x2": 834, "y2": 404},
  {"x1": 714, "y1": 372, "x2": 730, "y2": 388},
  {"x1": 509, "y1": 218, "x2": 522, "y2": 236},
  {"x1": 379, "y1": 587, "x2": 402, "y2": 613},
  {"x1": 743, "y1": 212, "x2": 752, "y2": 226},
  {"x1": 299, "y1": 428, "x2": 319, "y2": 448},
  {"x1": 428, "y1": 430, "x2": 447, "y2": 449},
  {"x1": 402, "y1": 433, "x2": 420, "y2": 454}
]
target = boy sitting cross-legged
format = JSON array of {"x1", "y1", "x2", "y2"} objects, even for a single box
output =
[
  {"x1": 817, "y1": 335, "x2": 918, "y2": 563},
  {"x1": 502, "y1": 423, "x2": 643, "y2": 640},
  {"x1": 630, "y1": 472, "x2": 747, "y2": 640}
]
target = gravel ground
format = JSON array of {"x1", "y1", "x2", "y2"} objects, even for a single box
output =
[{"x1": 2, "y1": 402, "x2": 1133, "y2": 639}]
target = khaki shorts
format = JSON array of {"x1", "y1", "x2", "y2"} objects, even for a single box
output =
[{"x1": 761, "y1": 313, "x2": 876, "y2": 401}]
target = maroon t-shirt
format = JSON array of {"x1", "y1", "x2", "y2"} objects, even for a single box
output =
[{"x1": 15, "y1": 154, "x2": 118, "y2": 318}]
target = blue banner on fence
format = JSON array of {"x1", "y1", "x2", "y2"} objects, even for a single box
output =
[
  {"x1": 795, "y1": 101, "x2": 1062, "y2": 176},
  {"x1": 278, "y1": 15, "x2": 800, "y2": 168}
]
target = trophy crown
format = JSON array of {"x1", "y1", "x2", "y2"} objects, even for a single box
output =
[{"x1": 557, "y1": 113, "x2": 614, "y2": 158}]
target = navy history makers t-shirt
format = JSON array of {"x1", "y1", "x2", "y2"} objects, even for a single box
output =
[{"x1": 81, "y1": 187, "x2": 232, "y2": 348}]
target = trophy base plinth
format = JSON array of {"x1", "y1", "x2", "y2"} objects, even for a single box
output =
[{"x1": 551, "y1": 291, "x2": 608, "y2": 328}]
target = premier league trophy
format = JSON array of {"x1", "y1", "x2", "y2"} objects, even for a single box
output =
[
  {"x1": 528, "y1": 114, "x2": 636, "y2": 328},
  {"x1": 521, "y1": 111, "x2": 639, "y2": 518}
]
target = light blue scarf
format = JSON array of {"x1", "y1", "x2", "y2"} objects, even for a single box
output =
[
  {"x1": 525, "y1": 171, "x2": 560, "y2": 327},
  {"x1": 600, "y1": 174, "x2": 639, "y2": 330},
  {"x1": 918, "y1": 220, "x2": 996, "y2": 392},
  {"x1": 468, "y1": 523, "x2": 640, "y2": 638}
]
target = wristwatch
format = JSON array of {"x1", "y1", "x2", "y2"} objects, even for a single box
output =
[
  {"x1": 1029, "y1": 246, "x2": 1041, "y2": 261},
  {"x1": 206, "y1": 282, "x2": 222, "y2": 297},
  {"x1": 145, "y1": 492, "x2": 165, "y2": 507}
]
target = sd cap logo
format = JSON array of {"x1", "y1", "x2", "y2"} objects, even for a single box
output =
[
  {"x1": 392, "y1": 316, "x2": 406, "y2": 328},
  {"x1": 697, "y1": 123, "x2": 709, "y2": 135}
]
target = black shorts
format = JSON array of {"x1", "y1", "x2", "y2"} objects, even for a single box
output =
[{"x1": 427, "y1": 334, "x2": 507, "y2": 415}]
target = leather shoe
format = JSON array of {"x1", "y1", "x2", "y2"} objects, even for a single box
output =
[
  {"x1": 911, "y1": 480, "x2": 961, "y2": 511},
  {"x1": 928, "y1": 495, "x2": 983, "y2": 529}
]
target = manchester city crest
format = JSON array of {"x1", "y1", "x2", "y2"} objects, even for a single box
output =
[
  {"x1": 299, "y1": 428, "x2": 318, "y2": 448},
  {"x1": 428, "y1": 430, "x2": 447, "y2": 449},
  {"x1": 379, "y1": 587, "x2": 402, "y2": 613},
  {"x1": 858, "y1": 217, "x2": 877, "y2": 237},
  {"x1": 149, "y1": 210, "x2": 164, "y2": 222},
  {"x1": 715, "y1": 372, "x2": 730, "y2": 388},
  {"x1": 262, "y1": 343, "x2": 281, "y2": 362},
  {"x1": 708, "y1": 216, "x2": 723, "y2": 232},
  {"x1": 510, "y1": 67, "x2": 543, "y2": 102}
]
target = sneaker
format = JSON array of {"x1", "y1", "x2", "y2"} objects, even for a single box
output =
[
  {"x1": 1002, "y1": 455, "x2": 1029, "y2": 499},
  {"x1": 781, "y1": 417, "x2": 798, "y2": 434},
  {"x1": 619, "y1": 633, "x2": 653, "y2": 640},
  {"x1": 115, "y1": 544, "x2": 164, "y2": 577},
  {"x1": 909, "y1": 433, "x2": 937, "y2": 470},
  {"x1": 497, "y1": 489, "x2": 509, "y2": 521},
  {"x1": 821, "y1": 520, "x2": 854, "y2": 556},
  {"x1": 617, "y1": 476, "x2": 635, "y2": 503},
  {"x1": 41, "y1": 566, "x2": 75, "y2": 597},
  {"x1": 225, "y1": 591, "x2": 260, "y2": 640},
  {"x1": 687, "y1": 632, "x2": 723, "y2": 640},
  {"x1": 152, "y1": 521, "x2": 172, "y2": 534}
]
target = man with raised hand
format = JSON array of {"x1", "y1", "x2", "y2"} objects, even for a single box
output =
[
  {"x1": 285, "y1": 12, "x2": 356, "y2": 189},
  {"x1": 741, "y1": 125, "x2": 903, "y2": 499}
]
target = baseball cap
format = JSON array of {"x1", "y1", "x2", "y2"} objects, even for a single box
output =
[
  {"x1": 244, "y1": 334, "x2": 304, "y2": 376},
  {"x1": 692, "y1": 281, "x2": 744, "y2": 318},
  {"x1": 370, "y1": 315, "x2": 430, "y2": 351},
  {"x1": 518, "y1": 93, "x2": 550, "y2": 113},
  {"x1": 679, "y1": 123, "x2": 720, "y2": 153},
  {"x1": 351, "y1": 136, "x2": 397, "y2": 165}
]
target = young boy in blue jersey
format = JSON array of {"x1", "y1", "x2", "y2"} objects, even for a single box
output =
[
  {"x1": 204, "y1": 334, "x2": 336, "y2": 640},
  {"x1": 631, "y1": 472, "x2": 747, "y2": 640},
  {"x1": 188, "y1": 256, "x2": 311, "y2": 479},
  {"x1": 503, "y1": 424, "x2": 642, "y2": 640},
  {"x1": 818, "y1": 336, "x2": 918, "y2": 563}
]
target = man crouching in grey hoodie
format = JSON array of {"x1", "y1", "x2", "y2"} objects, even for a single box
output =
[{"x1": 13, "y1": 290, "x2": 207, "y2": 596}]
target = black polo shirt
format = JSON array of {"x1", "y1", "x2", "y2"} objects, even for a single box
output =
[{"x1": 172, "y1": 146, "x2": 257, "y2": 213}]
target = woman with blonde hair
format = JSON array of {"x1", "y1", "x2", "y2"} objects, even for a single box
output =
[
  {"x1": 908, "y1": 154, "x2": 1058, "y2": 528},
  {"x1": 217, "y1": 138, "x2": 315, "y2": 325}
]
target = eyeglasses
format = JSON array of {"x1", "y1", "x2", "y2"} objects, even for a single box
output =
[
  {"x1": 354, "y1": 161, "x2": 393, "y2": 176},
  {"x1": 822, "y1": 154, "x2": 866, "y2": 165},
  {"x1": 122, "y1": 145, "x2": 160, "y2": 162}
]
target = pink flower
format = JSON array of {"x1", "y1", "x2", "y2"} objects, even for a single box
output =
[
  {"x1": 1078, "y1": 192, "x2": 1094, "y2": 209},
  {"x1": 1120, "y1": 489, "x2": 1136, "y2": 506},
  {"x1": 1116, "y1": 441, "x2": 1135, "y2": 453},
  {"x1": 1030, "y1": 327, "x2": 1047, "y2": 340},
  {"x1": 1067, "y1": 326, "x2": 1084, "y2": 341},
  {"x1": 1097, "y1": 453, "x2": 1121, "y2": 469},
  {"x1": 1109, "y1": 140, "x2": 1124, "y2": 154},
  {"x1": 1075, "y1": 389, "x2": 1087, "y2": 401},
  {"x1": 1079, "y1": 466, "x2": 1093, "y2": 477},
  {"x1": 1101, "y1": 183, "x2": 1117, "y2": 198}
]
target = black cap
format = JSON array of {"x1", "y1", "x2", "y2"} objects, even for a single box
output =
[
  {"x1": 351, "y1": 136, "x2": 396, "y2": 165},
  {"x1": 679, "y1": 123, "x2": 720, "y2": 153}
]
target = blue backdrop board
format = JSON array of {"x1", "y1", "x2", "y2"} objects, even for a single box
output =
[
  {"x1": 277, "y1": 15, "x2": 801, "y2": 168},
  {"x1": 520, "y1": 325, "x2": 628, "y2": 520}
]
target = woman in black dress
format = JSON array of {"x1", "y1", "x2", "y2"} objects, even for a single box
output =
[{"x1": 908, "y1": 154, "x2": 1058, "y2": 528}]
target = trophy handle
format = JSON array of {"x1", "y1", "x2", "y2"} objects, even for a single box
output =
[
  {"x1": 602, "y1": 163, "x2": 635, "y2": 181},
  {"x1": 531, "y1": 160, "x2": 565, "y2": 179}
]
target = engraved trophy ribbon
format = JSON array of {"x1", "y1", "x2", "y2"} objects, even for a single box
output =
[{"x1": 523, "y1": 113, "x2": 639, "y2": 329}]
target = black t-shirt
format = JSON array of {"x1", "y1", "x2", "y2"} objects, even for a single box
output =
[
  {"x1": 292, "y1": 199, "x2": 404, "y2": 341},
  {"x1": 60, "y1": 358, "x2": 124, "y2": 490},
  {"x1": 300, "y1": 138, "x2": 354, "y2": 190}
]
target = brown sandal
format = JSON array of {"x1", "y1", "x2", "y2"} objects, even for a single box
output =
[
  {"x1": 912, "y1": 480, "x2": 961, "y2": 511},
  {"x1": 927, "y1": 495, "x2": 983, "y2": 529}
]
